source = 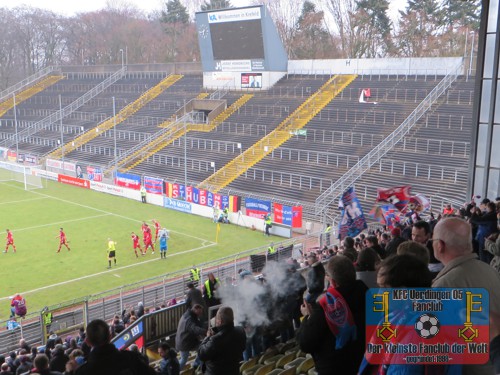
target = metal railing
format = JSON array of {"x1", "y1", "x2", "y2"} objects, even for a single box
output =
[
  {"x1": 314, "y1": 62, "x2": 463, "y2": 220},
  {"x1": 0, "y1": 66, "x2": 57, "y2": 103},
  {"x1": 0, "y1": 67, "x2": 127, "y2": 148},
  {"x1": 0, "y1": 232, "x2": 320, "y2": 354},
  {"x1": 104, "y1": 112, "x2": 204, "y2": 171}
]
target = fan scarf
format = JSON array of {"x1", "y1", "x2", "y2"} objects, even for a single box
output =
[{"x1": 318, "y1": 286, "x2": 356, "y2": 349}]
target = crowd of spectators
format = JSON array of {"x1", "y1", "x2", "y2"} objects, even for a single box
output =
[{"x1": 1, "y1": 197, "x2": 499, "y2": 375}]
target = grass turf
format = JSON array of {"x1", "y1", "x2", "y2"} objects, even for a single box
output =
[{"x1": 0, "y1": 179, "x2": 278, "y2": 320}]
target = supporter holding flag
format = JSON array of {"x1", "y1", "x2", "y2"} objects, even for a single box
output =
[
  {"x1": 338, "y1": 187, "x2": 367, "y2": 241},
  {"x1": 376, "y1": 186, "x2": 411, "y2": 212}
]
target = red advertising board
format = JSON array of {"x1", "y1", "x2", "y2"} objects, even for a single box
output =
[{"x1": 58, "y1": 174, "x2": 90, "y2": 189}]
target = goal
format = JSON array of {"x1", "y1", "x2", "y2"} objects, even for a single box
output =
[{"x1": 0, "y1": 160, "x2": 44, "y2": 190}]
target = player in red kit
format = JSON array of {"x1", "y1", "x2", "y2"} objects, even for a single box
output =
[
  {"x1": 4, "y1": 229, "x2": 16, "y2": 253},
  {"x1": 56, "y1": 228, "x2": 70, "y2": 253},
  {"x1": 152, "y1": 219, "x2": 161, "y2": 242},
  {"x1": 131, "y1": 232, "x2": 142, "y2": 258},
  {"x1": 143, "y1": 228, "x2": 155, "y2": 254},
  {"x1": 141, "y1": 222, "x2": 149, "y2": 237}
]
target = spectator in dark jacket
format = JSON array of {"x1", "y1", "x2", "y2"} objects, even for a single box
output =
[
  {"x1": 384, "y1": 227, "x2": 406, "y2": 257},
  {"x1": 198, "y1": 306, "x2": 246, "y2": 375},
  {"x1": 175, "y1": 305, "x2": 207, "y2": 370},
  {"x1": 0, "y1": 363, "x2": 13, "y2": 375},
  {"x1": 185, "y1": 283, "x2": 205, "y2": 311},
  {"x1": 471, "y1": 201, "x2": 498, "y2": 263},
  {"x1": 22, "y1": 354, "x2": 62, "y2": 375},
  {"x1": 15, "y1": 355, "x2": 30, "y2": 375},
  {"x1": 157, "y1": 343, "x2": 179, "y2": 375},
  {"x1": 296, "y1": 256, "x2": 367, "y2": 375},
  {"x1": 74, "y1": 319, "x2": 155, "y2": 375},
  {"x1": 49, "y1": 345, "x2": 69, "y2": 373}
]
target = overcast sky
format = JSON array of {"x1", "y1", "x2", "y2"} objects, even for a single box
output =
[
  {"x1": 0, "y1": 0, "x2": 407, "y2": 19},
  {"x1": 0, "y1": 0, "x2": 256, "y2": 16}
]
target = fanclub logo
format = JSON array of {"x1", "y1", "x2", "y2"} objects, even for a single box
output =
[{"x1": 415, "y1": 313, "x2": 440, "y2": 339}]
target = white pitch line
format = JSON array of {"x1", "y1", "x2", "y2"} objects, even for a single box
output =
[
  {"x1": 0, "y1": 242, "x2": 217, "y2": 300},
  {"x1": 0, "y1": 197, "x2": 48, "y2": 206},
  {"x1": 13, "y1": 214, "x2": 111, "y2": 232},
  {"x1": 26, "y1": 187, "x2": 214, "y2": 243}
]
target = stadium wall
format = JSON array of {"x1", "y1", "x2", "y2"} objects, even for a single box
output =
[{"x1": 288, "y1": 57, "x2": 464, "y2": 76}]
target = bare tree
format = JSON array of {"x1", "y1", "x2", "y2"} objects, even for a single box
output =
[{"x1": 255, "y1": 0, "x2": 302, "y2": 57}]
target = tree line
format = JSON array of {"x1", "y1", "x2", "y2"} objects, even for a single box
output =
[{"x1": 0, "y1": 0, "x2": 480, "y2": 88}]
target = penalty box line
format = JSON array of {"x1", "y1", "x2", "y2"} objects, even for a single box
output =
[
  {"x1": 0, "y1": 241, "x2": 216, "y2": 301},
  {"x1": 19, "y1": 184, "x2": 216, "y2": 244}
]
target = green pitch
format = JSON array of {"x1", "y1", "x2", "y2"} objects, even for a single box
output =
[{"x1": 0, "y1": 180, "x2": 277, "y2": 320}]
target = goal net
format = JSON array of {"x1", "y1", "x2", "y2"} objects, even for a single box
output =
[{"x1": 0, "y1": 160, "x2": 44, "y2": 190}]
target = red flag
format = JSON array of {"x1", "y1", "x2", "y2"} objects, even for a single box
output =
[
  {"x1": 376, "y1": 186, "x2": 411, "y2": 212},
  {"x1": 292, "y1": 206, "x2": 302, "y2": 228},
  {"x1": 274, "y1": 203, "x2": 283, "y2": 224}
]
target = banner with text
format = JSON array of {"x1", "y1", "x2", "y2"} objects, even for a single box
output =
[
  {"x1": 144, "y1": 176, "x2": 163, "y2": 195},
  {"x1": 245, "y1": 198, "x2": 271, "y2": 218},
  {"x1": 115, "y1": 172, "x2": 141, "y2": 190},
  {"x1": 365, "y1": 288, "x2": 489, "y2": 366}
]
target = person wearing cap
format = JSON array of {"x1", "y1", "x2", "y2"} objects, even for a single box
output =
[{"x1": 384, "y1": 227, "x2": 405, "y2": 257}]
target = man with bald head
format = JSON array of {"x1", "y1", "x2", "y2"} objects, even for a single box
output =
[{"x1": 432, "y1": 217, "x2": 500, "y2": 375}]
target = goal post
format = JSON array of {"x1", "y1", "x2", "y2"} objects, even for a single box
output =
[{"x1": 0, "y1": 160, "x2": 44, "y2": 190}]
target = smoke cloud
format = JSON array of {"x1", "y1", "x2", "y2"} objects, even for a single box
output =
[{"x1": 216, "y1": 261, "x2": 307, "y2": 328}]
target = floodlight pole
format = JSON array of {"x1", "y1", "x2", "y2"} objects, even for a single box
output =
[
  {"x1": 120, "y1": 49, "x2": 124, "y2": 68},
  {"x1": 113, "y1": 97, "x2": 117, "y2": 176},
  {"x1": 468, "y1": 31, "x2": 475, "y2": 77},
  {"x1": 59, "y1": 95, "x2": 64, "y2": 168},
  {"x1": 184, "y1": 120, "x2": 187, "y2": 195},
  {"x1": 13, "y1": 94, "x2": 19, "y2": 162}
]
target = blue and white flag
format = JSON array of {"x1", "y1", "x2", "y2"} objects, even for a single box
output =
[{"x1": 338, "y1": 187, "x2": 367, "y2": 240}]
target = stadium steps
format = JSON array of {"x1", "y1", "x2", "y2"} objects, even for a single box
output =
[
  {"x1": 45, "y1": 74, "x2": 183, "y2": 160},
  {"x1": 0, "y1": 75, "x2": 64, "y2": 117},
  {"x1": 114, "y1": 94, "x2": 253, "y2": 172},
  {"x1": 197, "y1": 74, "x2": 357, "y2": 193}
]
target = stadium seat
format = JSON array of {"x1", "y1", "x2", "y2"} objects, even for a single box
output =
[
  {"x1": 263, "y1": 354, "x2": 284, "y2": 366},
  {"x1": 180, "y1": 368, "x2": 195, "y2": 375},
  {"x1": 283, "y1": 357, "x2": 305, "y2": 370},
  {"x1": 278, "y1": 341, "x2": 297, "y2": 354},
  {"x1": 307, "y1": 368, "x2": 318, "y2": 375},
  {"x1": 242, "y1": 364, "x2": 264, "y2": 375},
  {"x1": 258, "y1": 347, "x2": 279, "y2": 364},
  {"x1": 275, "y1": 352, "x2": 296, "y2": 368},
  {"x1": 279, "y1": 368, "x2": 297, "y2": 375},
  {"x1": 254, "y1": 363, "x2": 275, "y2": 375},
  {"x1": 296, "y1": 357, "x2": 314, "y2": 374},
  {"x1": 240, "y1": 357, "x2": 258, "y2": 373}
]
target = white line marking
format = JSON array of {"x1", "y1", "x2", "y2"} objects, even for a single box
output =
[
  {"x1": 13, "y1": 214, "x2": 111, "y2": 232},
  {"x1": 26, "y1": 188, "x2": 213, "y2": 243},
  {"x1": 0, "y1": 242, "x2": 216, "y2": 300},
  {"x1": 0, "y1": 197, "x2": 48, "y2": 206}
]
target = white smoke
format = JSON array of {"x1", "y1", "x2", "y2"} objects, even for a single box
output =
[{"x1": 216, "y1": 261, "x2": 306, "y2": 328}]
